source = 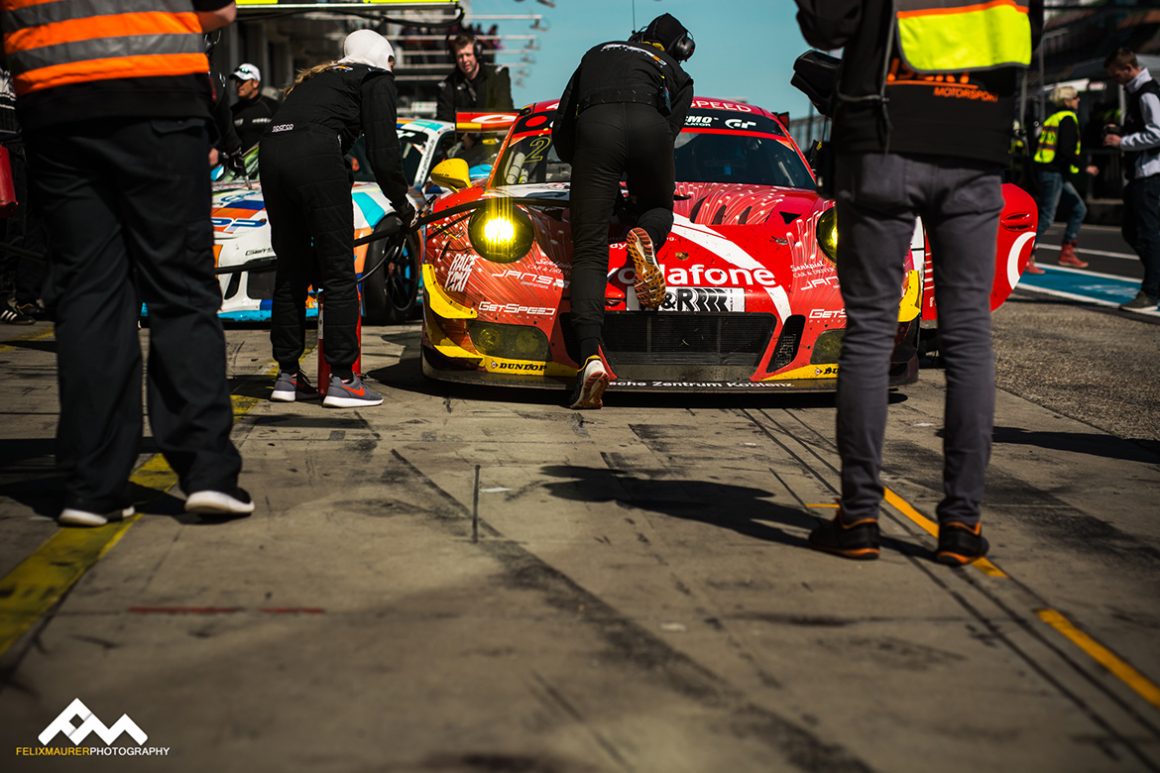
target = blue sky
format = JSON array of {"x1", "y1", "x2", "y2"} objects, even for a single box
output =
[{"x1": 470, "y1": 0, "x2": 814, "y2": 119}]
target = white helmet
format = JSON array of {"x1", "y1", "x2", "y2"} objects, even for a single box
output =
[{"x1": 340, "y1": 30, "x2": 395, "y2": 72}]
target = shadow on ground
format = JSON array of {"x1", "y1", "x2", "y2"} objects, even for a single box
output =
[
  {"x1": 990, "y1": 425, "x2": 1160, "y2": 463},
  {"x1": 538, "y1": 464, "x2": 925, "y2": 558}
]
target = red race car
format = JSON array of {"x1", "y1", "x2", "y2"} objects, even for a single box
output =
[{"x1": 418, "y1": 98, "x2": 1036, "y2": 392}]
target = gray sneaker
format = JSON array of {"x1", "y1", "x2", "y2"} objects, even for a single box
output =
[
  {"x1": 323, "y1": 374, "x2": 384, "y2": 408},
  {"x1": 271, "y1": 370, "x2": 319, "y2": 402},
  {"x1": 1120, "y1": 291, "x2": 1159, "y2": 311}
]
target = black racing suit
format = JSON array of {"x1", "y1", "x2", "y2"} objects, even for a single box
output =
[
  {"x1": 259, "y1": 64, "x2": 413, "y2": 380},
  {"x1": 435, "y1": 63, "x2": 513, "y2": 122},
  {"x1": 231, "y1": 93, "x2": 279, "y2": 151},
  {"x1": 553, "y1": 41, "x2": 693, "y2": 363}
]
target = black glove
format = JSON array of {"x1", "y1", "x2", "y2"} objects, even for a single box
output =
[
  {"x1": 223, "y1": 149, "x2": 247, "y2": 179},
  {"x1": 393, "y1": 200, "x2": 417, "y2": 228}
]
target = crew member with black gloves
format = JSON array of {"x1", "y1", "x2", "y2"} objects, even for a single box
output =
[
  {"x1": 435, "y1": 33, "x2": 513, "y2": 122},
  {"x1": 552, "y1": 13, "x2": 694, "y2": 409},
  {"x1": 229, "y1": 63, "x2": 279, "y2": 151},
  {"x1": 795, "y1": 0, "x2": 1042, "y2": 565},
  {"x1": 260, "y1": 30, "x2": 415, "y2": 408}
]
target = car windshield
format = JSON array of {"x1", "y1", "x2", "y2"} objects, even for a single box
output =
[{"x1": 495, "y1": 115, "x2": 814, "y2": 191}]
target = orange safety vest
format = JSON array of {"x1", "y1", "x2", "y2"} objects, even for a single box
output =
[{"x1": 1, "y1": 0, "x2": 208, "y2": 97}]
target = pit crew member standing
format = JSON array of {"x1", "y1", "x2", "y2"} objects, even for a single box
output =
[
  {"x1": 230, "y1": 63, "x2": 279, "y2": 152},
  {"x1": 794, "y1": 0, "x2": 1042, "y2": 564},
  {"x1": 260, "y1": 30, "x2": 415, "y2": 408},
  {"x1": 1031, "y1": 85, "x2": 1097, "y2": 271},
  {"x1": 435, "y1": 33, "x2": 513, "y2": 122},
  {"x1": 3, "y1": 0, "x2": 253, "y2": 524},
  {"x1": 1103, "y1": 48, "x2": 1160, "y2": 311},
  {"x1": 552, "y1": 13, "x2": 695, "y2": 409}
]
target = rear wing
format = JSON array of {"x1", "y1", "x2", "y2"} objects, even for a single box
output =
[{"x1": 455, "y1": 112, "x2": 519, "y2": 134}]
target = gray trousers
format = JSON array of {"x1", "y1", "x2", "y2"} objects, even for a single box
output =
[{"x1": 835, "y1": 153, "x2": 1003, "y2": 527}]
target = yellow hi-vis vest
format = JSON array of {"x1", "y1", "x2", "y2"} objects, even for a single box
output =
[
  {"x1": 895, "y1": 0, "x2": 1032, "y2": 74},
  {"x1": 1032, "y1": 109, "x2": 1081, "y2": 174}
]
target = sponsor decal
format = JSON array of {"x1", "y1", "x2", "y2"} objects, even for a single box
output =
[
  {"x1": 685, "y1": 115, "x2": 713, "y2": 126},
  {"x1": 497, "y1": 267, "x2": 567, "y2": 290},
  {"x1": 445, "y1": 253, "x2": 475, "y2": 293},
  {"x1": 211, "y1": 217, "x2": 265, "y2": 234},
  {"x1": 813, "y1": 365, "x2": 839, "y2": 376},
  {"x1": 724, "y1": 118, "x2": 757, "y2": 130},
  {"x1": 808, "y1": 308, "x2": 846, "y2": 320},
  {"x1": 244, "y1": 248, "x2": 274, "y2": 257},
  {"x1": 615, "y1": 264, "x2": 780, "y2": 289},
  {"x1": 478, "y1": 300, "x2": 555, "y2": 316},
  {"x1": 16, "y1": 699, "x2": 170, "y2": 758},
  {"x1": 615, "y1": 379, "x2": 792, "y2": 389},
  {"x1": 271, "y1": 123, "x2": 293, "y2": 133},
  {"x1": 660, "y1": 286, "x2": 745, "y2": 312},
  {"x1": 485, "y1": 359, "x2": 546, "y2": 374},
  {"x1": 691, "y1": 99, "x2": 754, "y2": 113}
]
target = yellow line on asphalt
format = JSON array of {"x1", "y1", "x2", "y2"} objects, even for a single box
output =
[
  {"x1": 0, "y1": 327, "x2": 53, "y2": 353},
  {"x1": 1038, "y1": 608, "x2": 1160, "y2": 711},
  {"x1": 806, "y1": 503, "x2": 840, "y2": 509},
  {"x1": 0, "y1": 359, "x2": 281, "y2": 659},
  {"x1": 882, "y1": 487, "x2": 1007, "y2": 578}
]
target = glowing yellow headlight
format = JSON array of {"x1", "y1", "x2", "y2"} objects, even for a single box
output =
[
  {"x1": 817, "y1": 207, "x2": 838, "y2": 263},
  {"x1": 468, "y1": 200, "x2": 534, "y2": 263},
  {"x1": 481, "y1": 216, "x2": 516, "y2": 246}
]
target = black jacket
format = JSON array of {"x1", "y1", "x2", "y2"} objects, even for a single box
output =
[
  {"x1": 435, "y1": 63, "x2": 513, "y2": 122},
  {"x1": 269, "y1": 64, "x2": 409, "y2": 210},
  {"x1": 232, "y1": 93, "x2": 280, "y2": 151},
  {"x1": 795, "y1": 0, "x2": 1043, "y2": 165},
  {"x1": 552, "y1": 40, "x2": 694, "y2": 164}
]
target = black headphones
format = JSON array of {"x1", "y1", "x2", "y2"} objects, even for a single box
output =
[
  {"x1": 630, "y1": 21, "x2": 695, "y2": 62},
  {"x1": 447, "y1": 34, "x2": 484, "y2": 62}
]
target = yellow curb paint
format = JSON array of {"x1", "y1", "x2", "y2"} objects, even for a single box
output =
[
  {"x1": 882, "y1": 487, "x2": 1007, "y2": 578},
  {"x1": 0, "y1": 327, "x2": 53, "y2": 354},
  {"x1": 1038, "y1": 608, "x2": 1160, "y2": 711},
  {"x1": 0, "y1": 357, "x2": 286, "y2": 658},
  {"x1": 806, "y1": 503, "x2": 841, "y2": 509}
]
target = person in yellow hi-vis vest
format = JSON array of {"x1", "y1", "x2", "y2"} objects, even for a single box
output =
[
  {"x1": 795, "y1": 0, "x2": 1042, "y2": 566},
  {"x1": 1030, "y1": 85, "x2": 1100, "y2": 272}
]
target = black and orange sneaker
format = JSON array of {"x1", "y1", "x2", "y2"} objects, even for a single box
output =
[
  {"x1": 808, "y1": 515, "x2": 880, "y2": 561},
  {"x1": 935, "y1": 521, "x2": 989, "y2": 566},
  {"x1": 626, "y1": 227, "x2": 665, "y2": 309}
]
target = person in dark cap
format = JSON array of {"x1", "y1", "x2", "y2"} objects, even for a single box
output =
[{"x1": 553, "y1": 13, "x2": 695, "y2": 409}]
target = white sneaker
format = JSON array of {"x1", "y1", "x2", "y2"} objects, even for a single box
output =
[
  {"x1": 59, "y1": 505, "x2": 135, "y2": 527},
  {"x1": 185, "y1": 487, "x2": 255, "y2": 516},
  {"x1": 569, "y1": 356, "x2": 610, "y2": 409}
]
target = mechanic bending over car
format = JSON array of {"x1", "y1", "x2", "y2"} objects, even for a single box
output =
[
  {"x1": 552, "y1": 13, "x2": 695, "y2": 409},
  {"x1": 794, "y1": 0, "x2": 1042, "y2": 565},
  {"x1": 260, "y1": 29, "x2": 416, "y2": 409}
]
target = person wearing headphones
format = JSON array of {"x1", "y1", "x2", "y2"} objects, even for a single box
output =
[
  {"x1": 259, "y1": 30, "x2": 416, "y2": 408},
  {"x1": 435, "y1": 32, "x2": 514, "y2": 122},
  {"x1": 552, "y1": 13, "x2": 695, "y2": 409}
]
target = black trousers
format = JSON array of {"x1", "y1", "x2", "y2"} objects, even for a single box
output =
[
  {"x1": 1123, "y1": 175, "x2": 1160, "y2": 300},
  {"x1": 569, "y1": 103, "x2": 675, "y2": 361},
  {"x1": 1, "y1": 140, "x2": 48, "y2": 306},
  {"x1": 28, "y1": 118, "x2": 242, "y2": 512},
  {"x1": 260, "y1": 130, "x2": 359, "y2": 379}
]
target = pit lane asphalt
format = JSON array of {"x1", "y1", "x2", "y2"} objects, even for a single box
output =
[{"x1": 0, "y1": 291, "x2": 1158, "y2": 771}]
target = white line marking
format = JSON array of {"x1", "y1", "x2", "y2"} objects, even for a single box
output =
[
  {"x1": 1036, "y1": 243, "x2": 1137, "y2": 261},
  {"x1": 1029, "y1": 264, "x2": 1142, "y2": 282},
  {"x1": 1015, "y1": 285, "x2": 1160, "y2": 316}
]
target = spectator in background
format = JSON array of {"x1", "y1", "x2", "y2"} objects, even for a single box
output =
[
  {"x1": 230, "y1": 63, "x2": 280, "y2": 151},
  {"x1": 436, "y1": 32, "x2": 513, "y2": 122},
  {"x1": 4, "y1": 0, "x2": 253, "y2": 525},
  {"x1": 0, "y1": 66, "x2": 46, "y2": 324},
  {"x1": 1030, "y1": 85, "x2": 1098, "y2": 272},
  {"x1": 1104, "y1": 48, "x2": 1160, "y2": 311}
]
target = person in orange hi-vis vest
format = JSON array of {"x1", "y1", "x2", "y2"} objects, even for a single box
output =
[{"x1": 1, "y1": 0, "x2": 254, "y2": 525}]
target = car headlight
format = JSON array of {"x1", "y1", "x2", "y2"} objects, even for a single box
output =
[
  {"x1": 467, "y1": 321, "x2": 550, "y2": 361},
  {"x1": 810, "y1": 329, "x2": 844, "y2": 364},
  {"x1": 816, "y1": 207, "x2": 838, "y2": 263},
  {"x1": 468, "y1": 200, "x2": 534, "y2": 263}
]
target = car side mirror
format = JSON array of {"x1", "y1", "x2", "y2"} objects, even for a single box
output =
[
  {"x1": 430, "y1": 158, "x2": 471, "y2": 191},
  {"x1": 791, "y1": 50, "x2": 841, "y2": 118}
]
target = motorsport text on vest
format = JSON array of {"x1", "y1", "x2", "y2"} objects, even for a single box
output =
[
  {"x1": 2, "y1": 0, "x2": 208, "y2": 96},
  {"x1": 896, "y1": 0, "x2": 1032, "y2": 73},
  {"x1": 1032, "y1": 109, "x2": 1080, "y2": 174}
]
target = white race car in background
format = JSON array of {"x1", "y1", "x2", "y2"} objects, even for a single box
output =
[{"x1": 210, "y1": 118, "x2": 457, "y2": 323}]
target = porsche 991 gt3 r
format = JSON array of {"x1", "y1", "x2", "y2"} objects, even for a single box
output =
[{"x1": 420, "y1": 99, "x2": 1037, "y2": 392}]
